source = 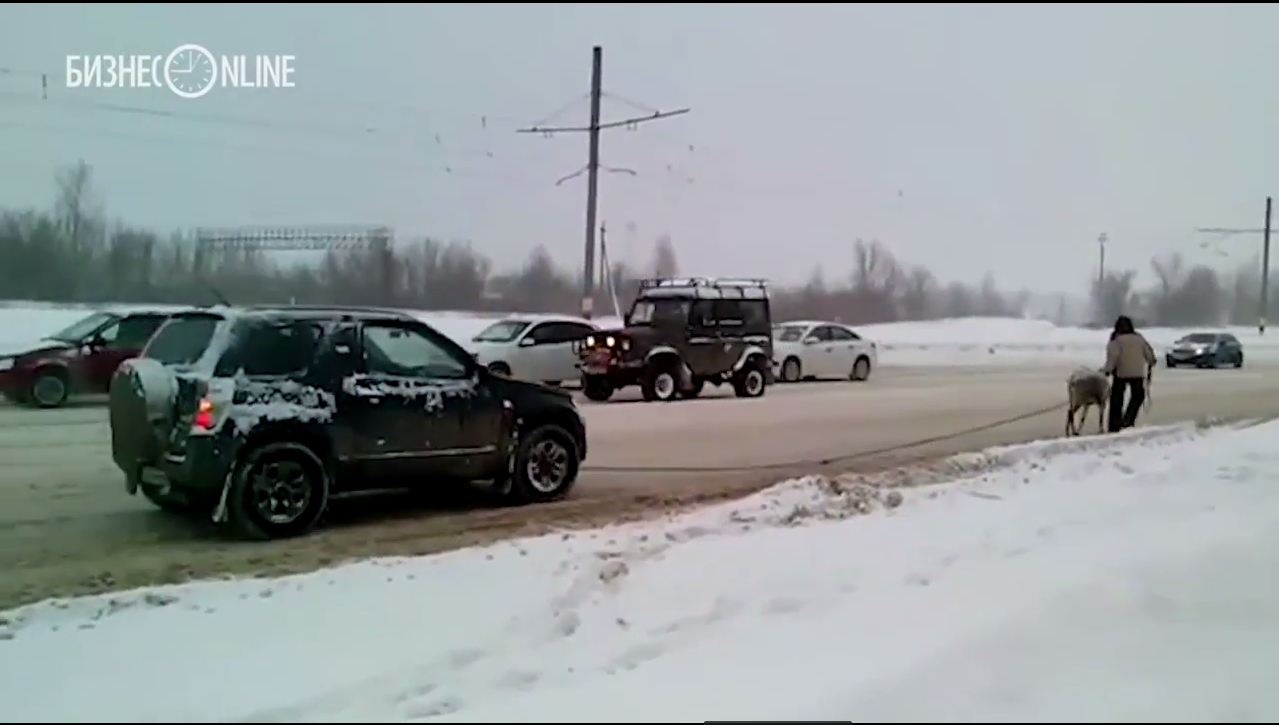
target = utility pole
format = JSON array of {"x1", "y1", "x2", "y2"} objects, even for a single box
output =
[
  {"x1": 517, "y1": 45, "x2": 690, "y2": 319},
  {"x1": 1097, "y1": 232, "x2": 1108, "y2": 288},
  {"x1": 1195, "y1": 195, "x2": 1273, "y2": 335},
  {"x1": 598, "y1": 220, "x2": 607, "y2": 292}
]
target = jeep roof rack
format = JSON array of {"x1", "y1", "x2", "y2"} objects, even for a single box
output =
[{"x1": 637, "y1": 277, "x2": 769, "y2": 300}]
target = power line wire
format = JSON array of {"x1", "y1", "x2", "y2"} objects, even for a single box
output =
[{"x1": 0, "y1": 119, "x2": 541, "y2": 184}]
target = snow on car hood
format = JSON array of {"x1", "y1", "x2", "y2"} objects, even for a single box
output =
[{"x1": 0, "y1": 338, "x2": 73, "y2": 358}]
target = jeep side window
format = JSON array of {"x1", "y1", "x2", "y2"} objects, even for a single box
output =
[
  {"x1": 690, "y1": 300, "x2": 716, "y2": 328},
  {"x1": 363, "y1": 323, "x2": 470, "y2": 379},
  {"x1": 714, "y1": 300, "x2": 744, "y2": 327},
  {"x1": 739, "y1": 299, "x2": 769, "y2": 328}
]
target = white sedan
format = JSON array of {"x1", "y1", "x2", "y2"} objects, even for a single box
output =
[
  {"x1": 468, "y1": 314, "x2": 597, "y2": 385},
  {"x1": 772, "y1": 321, "x2": 878, "y2": 382}
]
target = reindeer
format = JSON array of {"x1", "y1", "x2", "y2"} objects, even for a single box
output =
[{"x1": 1066, "y1": 367, "x2": 1110, "y2": 437}]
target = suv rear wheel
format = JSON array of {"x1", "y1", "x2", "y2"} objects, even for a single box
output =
[
  {"x1": 508, "y1": 424, "x2": 580, "y2": 503},
  {"x1": 225, "y1": 441, "x2": 329, "y2": 540}
]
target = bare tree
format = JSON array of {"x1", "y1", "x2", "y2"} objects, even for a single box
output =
[{"x1": 0, "y1": 160, "x2": 1043, "y2": 327}]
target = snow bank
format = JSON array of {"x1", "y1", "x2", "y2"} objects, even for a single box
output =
[
  {"x1": 2, "y1": 303, "x2": 1276, "y2": 366},
  {"x1": 3, "y1": 419, "x2": 1278, "y2": 722},
  {"x1": 0, "y1": 304, "x2": 621, "y2": 355}
]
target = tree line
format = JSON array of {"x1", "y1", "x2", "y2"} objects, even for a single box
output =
[{"x1": 0, "y1": 161, "x2": 1270, "y2": 328}]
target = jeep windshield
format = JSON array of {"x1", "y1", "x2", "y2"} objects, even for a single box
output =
[
  {"x1": 473, "y1": 320, "x2": 531, "y2": 343},
  {"x1": 774, "y1": 325, "x2": 806, "y2": 342},
  {"x1": 627, "y1": 298, "x2": 689, "y2": 325},
  {"x1": 49, "y1": 311, "x2": 115, "y2": 342}
]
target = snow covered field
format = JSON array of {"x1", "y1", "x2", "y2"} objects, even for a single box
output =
[
  {"x1": 3, "y1": 302, "x2": 1276, "y2": 367},
  {"x1": 2, "y1": 419, "x2": 1278, "y2": 722}
]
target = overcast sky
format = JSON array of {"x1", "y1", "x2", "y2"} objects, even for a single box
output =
[{"x1": 1, "y1": 3, "x2": 1275, "y2": 291}]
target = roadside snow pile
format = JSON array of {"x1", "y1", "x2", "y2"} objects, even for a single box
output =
[
  {"x1": 4, "y1": 419, "x2": 1275, "y2": 722},
  {"x1": 0, "y1": 303, "x2": 618, "y2": 355}
]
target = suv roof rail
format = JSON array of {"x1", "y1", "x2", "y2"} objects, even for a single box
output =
[
  {"x1": 638, "y1": 277, "x2": 768, "y2": 289},
  {"x1": 637, "y1": 277, "x2": 770, "y2": 300}
]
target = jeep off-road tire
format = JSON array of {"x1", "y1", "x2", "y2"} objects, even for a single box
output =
[
  {"x1": 582, "y1": 375, "x2": 614, "y2": 402},
  {"x1": 732, "y1": 360, "x2": 768, "y2": 398},
  {"x1": 780, "y1": 357, "x2": 802, "y2": 383},
  {"x1": 642, "y1": 364, "x2": 680, "y2": 403},
  {"x1": 507, "y1": 424, "x2": 580, "y2": 504},
  {"x1": 225, "y1": 441, "x2": 329, "y2": 541},
  {"x1": 29, "y1": 367, "x2": 70, "y2": 408}
]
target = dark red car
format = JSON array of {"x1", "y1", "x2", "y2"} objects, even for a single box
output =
[{"x1": 0, "y1": 307, "x2": 174, "y2": 408}]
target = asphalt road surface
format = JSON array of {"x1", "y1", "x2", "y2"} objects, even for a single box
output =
[{"x1": 1, "y1": 363, "x2": 1276, "y2": 609}]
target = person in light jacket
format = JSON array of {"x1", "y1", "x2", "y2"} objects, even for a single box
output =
[{"x1": 1102, "y1": 315, "x2": 1156, "y2": 432}]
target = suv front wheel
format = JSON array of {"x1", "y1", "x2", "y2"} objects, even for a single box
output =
[
  {"x1": 732, "y1": 360, "x2": 768, "y2": 398},
  {"x1": 582, "y1": 375, "x2": 614, "y2": 402},
  {"x1": 225, "y1": 441, "x2": 330, "y2": 540}
]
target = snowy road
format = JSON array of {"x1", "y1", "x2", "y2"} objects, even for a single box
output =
[
  {"x1": 4, "y1": 419, "x2": 1279, "y2": 722},
  {"x1": 1, "y1": 363, "x2": 1277, "y2": 609}
]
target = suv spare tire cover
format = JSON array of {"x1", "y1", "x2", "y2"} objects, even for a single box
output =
[{"x1": 127, "y1": 358, "x2": 179, "y2": 422}]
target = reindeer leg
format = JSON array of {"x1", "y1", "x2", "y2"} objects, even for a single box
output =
[{"x1": 1065, "y1": 407, "x2": 1075, "y2": 436}]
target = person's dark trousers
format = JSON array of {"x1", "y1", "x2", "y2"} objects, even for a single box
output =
[
  {"x1": 1121, "y1": 377, "x2": 1146, "y2": 429},
  {"x1": 1108, "y1": 377, "x2": 1146, "y2": 432}
]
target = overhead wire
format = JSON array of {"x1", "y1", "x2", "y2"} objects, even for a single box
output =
[{"x1": 0, "y1": 118, "x2": 543, "y2": 185}]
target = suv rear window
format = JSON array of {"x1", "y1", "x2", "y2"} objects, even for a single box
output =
[
  {"x1": 143, "y1": 314, "x2": 224, "y2": 366},
  {"x1": 214, "y1": 319, "x2": 323, "y2": 377}
]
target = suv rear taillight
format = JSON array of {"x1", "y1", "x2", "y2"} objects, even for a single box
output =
[{"x1": 192, "y1": 397, "x2": 214, "y2": 430}]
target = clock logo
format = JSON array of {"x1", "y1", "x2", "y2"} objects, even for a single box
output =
[{"x1": 164, "y1": 43, "x2": 217, "y2": 99}]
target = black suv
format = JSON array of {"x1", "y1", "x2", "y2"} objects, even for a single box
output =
[
  {"x1": 577, "y1": 277, "x2": 774, "y2": 402},
  {"x1": 108, "y1": 306, "x2": 587, "y2": 540}
]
